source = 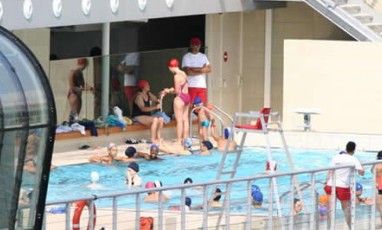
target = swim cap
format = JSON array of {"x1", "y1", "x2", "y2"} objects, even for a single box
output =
[
  {"x1": 377, "y1": 151, "x2": 382, "y2": 160},
  {"x1": 252, "y1": 191, "x2": 263, "y2": 203},
  {"x1": 77, "y1": 58, "x2": 88, "y2": 66},
  {"x1": 125, "y1": 146, "x2": 137, "y2": 158},
  {"x1": 154, "y1": 180, "x2": 162, "y2": 188},
  {"x1": 128, "y1": 162, "x2": 139, "y2": 173},
  {"x1": 356, "y1": 182, "x2": 363, "y2": 191},
  {"x1": 319, "y1": 205, "x2": 328, "y2": 215},
  {"x1": 190, "y1": 37, "x2": 202, "y2": 45},
  {"x1": 90, "y1": 171, "x2": 99, "y2": 183},
  {"x1": 251, "y1": 184, "x2": 261, "y2": 193},
  {"x1": 194, "y1": 97, "x2": 203, "y2": 105},
  {"x1": 137, "y1": 80, "x2": 149, "y2": 89},
  {"x1": 150, "y1": 144, "x2": 159, "y2": 150},
  {"x1": 185, "y1": 197, "x2": 192, "y2": 207},
  {"x1": 107, "y1": 142, "x2": 117, "y2": 151},
  {"x1": 184, "y1": 177, "x2": 193, "y2": 184},
  {"x1": 339, "y1": 151, "x2": 346, "y2": 154},
  {"x1": 213, "y1": 188, "x2": 222, "y2": 202},
  {"x1": 145, "y1": 181, "x2": 155, "y2": 189},
  {"x1": 183, "y1": 138, "x2": 193, "y2": 149},
  {"x1": 202, "y1": 140, "x2": 213, "y2": 150},
  {"x1": 319, "y1": 194, "x2": 329, "y2": 204},
  {"x1": 168, "y1": 58, "x2": 179, "y2": 68},
  {"x1": 224, "y1": 128, "x2": 230, "y2": 139}
]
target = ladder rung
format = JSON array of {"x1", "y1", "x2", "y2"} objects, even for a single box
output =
[{"x1": 221, "y1": 170, "x2": 235, "y2": 175}]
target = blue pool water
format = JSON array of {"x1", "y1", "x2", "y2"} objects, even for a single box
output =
[{"x1": 36, "y1": 147, "x2": 376, "y2": 212}]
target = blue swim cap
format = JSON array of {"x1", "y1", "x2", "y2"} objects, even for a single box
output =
[
  {"x1": 150, "y1": 144, "x2": 159, "y2": 150},
  {"x1": 339, "y1": 151, "x2": 346, "y2": 154},
  {"x1": 184, "y1": 138, "x2": 193, "y2": 148},
  {"x1": 252, "y1": 191, "x2": 263, "y2": 203},
  {"x1": 356, "y1": 182, "x2": 363, "y2": 191},
  {"x1": 251, "y1": 184, "x2": 261, "y2": 193},
  {"x1": 224, "y1": 128, "x2": 230, "y2": 139},
  {"x1": 194, "y1": 97, "x2": 203, "y2": 105}
]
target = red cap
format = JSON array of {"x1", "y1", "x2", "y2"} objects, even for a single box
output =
[
  {"x1": 168, "y1": 58, "x2": 179, "y2": 68},
  {"x1": 190, "y1": 37, "x2": 201, "y2": 45},
  {"x1": 77, "y1": 58, "x2": 88, "y2": 66},
  {"x1": 145, "y1": 181, "x2": 155, "y2": 189},
  {"x1": 138, "y1": 80, "x2": 149, "y2": 89}
]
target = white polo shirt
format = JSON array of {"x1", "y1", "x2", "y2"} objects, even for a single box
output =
[
  {"x1": 181, "y1": 52, "x2": 210, "y2": 88},
  {"x1": 327, "y1": 153, "x2": 363, "y2": 188}
]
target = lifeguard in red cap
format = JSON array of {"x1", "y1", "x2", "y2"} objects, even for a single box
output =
[
  {"x1": 67, "y1": 58, "x2": 93, "y2": 123},
  {"x1": 161, "y1": 58, "x2": 190, "y2": 146},
  {"x1": 181, "y1": 37, "x2": 212, "y2": 105}
]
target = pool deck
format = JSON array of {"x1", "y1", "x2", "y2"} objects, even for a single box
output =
[{"x1": 52, "y1": 126, "x2": 382, "y2": 166}]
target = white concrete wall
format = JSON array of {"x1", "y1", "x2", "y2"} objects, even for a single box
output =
[{"x1": 283, "y1": 39, "x2": 382, "y2": 134}]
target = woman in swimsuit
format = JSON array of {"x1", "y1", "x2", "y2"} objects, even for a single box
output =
[
  {"x1": 67, "y1": 58, "x2": 93, "y2": 123},
  {"x1": 132, "y1": 80, "x2": 163, "y2": 144},
  {"x1": 162, "y1": 58, "x2": 190, "y2": 146}
]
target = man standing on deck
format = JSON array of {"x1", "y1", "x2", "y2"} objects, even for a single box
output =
[
  {"x1": 324, "y1": 141, "x2": 364, "y2": 228},
  {"x1": 181, "y1": 37, "x2": 211, "y2": 104}
]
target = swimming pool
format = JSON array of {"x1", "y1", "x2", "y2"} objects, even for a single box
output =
[{"x1": 34, "y1": 147, "x2": 376, "y2": 212}]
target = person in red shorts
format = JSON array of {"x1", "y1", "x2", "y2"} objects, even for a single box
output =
[
  {"x1": 324, "y1": 141, "x2": 364, "y2": 228},
  {"x1": 181, "y1": 37, "x2": 211, "y2": 104}
]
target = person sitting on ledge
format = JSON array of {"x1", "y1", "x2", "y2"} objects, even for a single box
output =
[{"x1": 132, "y1": 80, "x2": 164, "y2": 144}]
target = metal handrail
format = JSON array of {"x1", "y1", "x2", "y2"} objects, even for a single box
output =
[{"x1": 43, "y1": 161, "x2": 379, "y2": 229}]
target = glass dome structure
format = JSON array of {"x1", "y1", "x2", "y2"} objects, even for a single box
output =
[{"x1": 0, "y1": 27, "x2": 56, "y2": 229}]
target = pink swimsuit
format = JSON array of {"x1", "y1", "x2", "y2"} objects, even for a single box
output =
[{"x1": 178, "y1": 81, "x2": 190, "y2": 105}]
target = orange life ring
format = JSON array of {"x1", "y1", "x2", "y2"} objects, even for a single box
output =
[{"x1": 72, "y1": 200, "x2": 96, "y2": 230}]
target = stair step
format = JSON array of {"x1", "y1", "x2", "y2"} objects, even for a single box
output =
[
  {"x1": 340, "y1": 4, "x2": 361, "y2": 14},
  {"x1": 354, "y1": 13, "x2": 373, "y2": 23},
  {"x1": 332, "y1": 0, "x2": 348, "y2": 6},
  {"x1": 366, "y1": 23, "x2": 382, "y2": 32}
]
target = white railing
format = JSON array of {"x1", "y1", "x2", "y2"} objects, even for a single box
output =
[{"x1": 36, "y1": 161, "x2": 380, "y2": 230}]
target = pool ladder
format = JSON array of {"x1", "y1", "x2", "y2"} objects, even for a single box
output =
[{"x1": 207, "y1": 110, "x2": 302, "y2": 230}]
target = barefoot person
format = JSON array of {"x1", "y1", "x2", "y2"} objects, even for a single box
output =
[
  {"x1": 162, "y1": 58, "x2": 190, "y2": 146},
  {"x1": 132, "y1": 80, "x2": 164, "y2": 144}
]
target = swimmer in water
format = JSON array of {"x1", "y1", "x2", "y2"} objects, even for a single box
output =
[
  {"x1": 88, "y1": 143, "x2": 128, "y2": 165},
  {"x1": 86, "y1": 171, "x2": 103, "y2": 189},
  {"x1": 143, "y1": 181, "x2": 169, "y2": 203},
  {"x1": 125, "y1": 162, "x2": 142, "y2": 187}
]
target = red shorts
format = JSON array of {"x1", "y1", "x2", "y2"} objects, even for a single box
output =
[
  {"x1": 189, "y1": 87, "x2": 207, "y2": 104},
  {"x1": 324, "y1": 185, "x2": 351, "y2": 201},
  {"x1": 124, "y1": 86, "x2": 136, "y2": 102}
]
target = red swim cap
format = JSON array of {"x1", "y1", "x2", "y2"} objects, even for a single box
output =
[
  {"x1": 168, "y1": 58, "x2": 179, "y2": 68},
  {"x1": 190, "y1": 37, "x2": 202, "y2": 45},
  {"x1": 77, "y1": 58, "x2": 88, "y2": 66},
  {"x1": 138, "y1": 80, "x2": 149, "y2": 89},
  {"x1": 145, "y1": 181, "x2": 155, "y2": 189}
]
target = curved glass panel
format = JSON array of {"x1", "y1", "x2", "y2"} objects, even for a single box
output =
[{"x1": 0, "y1": 27, "x2": 56, "y2": 229}]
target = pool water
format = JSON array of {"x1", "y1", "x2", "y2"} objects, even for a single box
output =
[{"x1": 36, "y1": 148, "x2": 376, "y2": 212}]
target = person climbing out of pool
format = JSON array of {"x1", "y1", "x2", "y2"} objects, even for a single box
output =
[
  {"x1": 193, "y1": 97, "x2": 213, "y2": 141},
  {"x1": 126, "y1": 162, "x2": 142, "y2": 187},
  {"x1": 143, "y1": 181, "x2": 169, "y2": 203},
  {"x1": 355, "y1": 182, "x2": 372, "y2": 204},
  {"x1": 210, "y1": 116, "x2": 236, "y2": 151}
]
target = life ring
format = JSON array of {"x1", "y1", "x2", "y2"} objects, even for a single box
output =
[{"x1": 72, "y1": 200, "x2": 96, "y2": 230}]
